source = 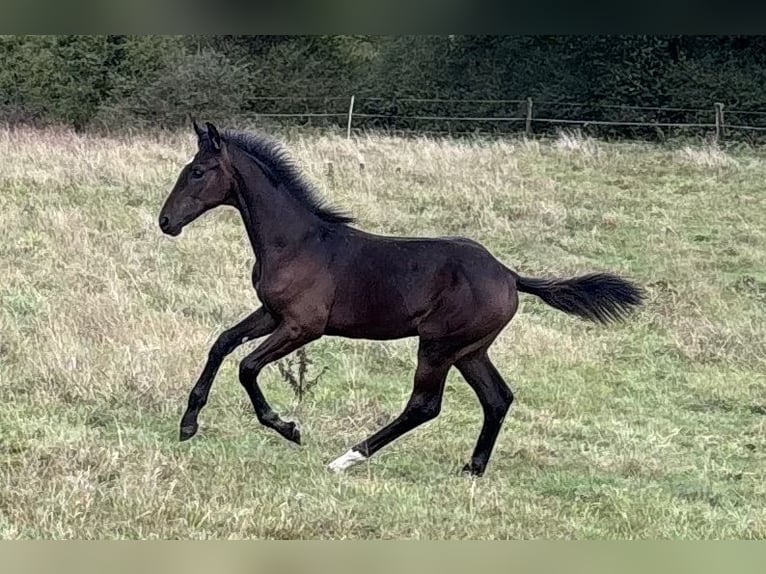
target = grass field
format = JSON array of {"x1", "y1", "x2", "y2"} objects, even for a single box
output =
[{"x1": 1, "y1": 126, "x2": 765, "y2": 539}]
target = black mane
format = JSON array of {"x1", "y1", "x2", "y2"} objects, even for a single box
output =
[{"x1": 222, "y1": 129, "x2": 355, "y2": 225}]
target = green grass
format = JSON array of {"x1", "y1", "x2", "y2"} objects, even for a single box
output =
[{"x1": 1, "y1": 127, "x2": 765, "y2": 538}]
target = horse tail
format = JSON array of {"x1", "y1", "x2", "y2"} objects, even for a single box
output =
[{"x1": 512, "y1": 271, "x2": 645, "y2": 324}]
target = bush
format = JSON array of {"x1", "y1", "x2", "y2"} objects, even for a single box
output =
[
  {"x1": 0, "y1": 36, "x2": 115, "y2": 129},
  {"x1": 94, "y1": 46, "x2": 254, "y2": 130},
  {"x1": 2, "y1": 35, "x2": 766, "y2": 140}
]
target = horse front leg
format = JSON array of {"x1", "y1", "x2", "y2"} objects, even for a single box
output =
[
  {"x1": 179, "y1": 307, "x2": 277, "y2": 441},
  {"x1": 237, "y1": 321, "x2": 321, "y2": 445}
]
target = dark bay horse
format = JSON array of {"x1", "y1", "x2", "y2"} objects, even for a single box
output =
[{"x1": 158, "y1": 122, "x2": 644, "y2": 476}]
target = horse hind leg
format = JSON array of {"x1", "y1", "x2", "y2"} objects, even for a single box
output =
[
  {"x1": 454, "y1": 349, "x2": 514, "y2": 477},
  {"x1": 328, "y1": 339, "x2": 454, "y2": 472},
  {"x1": 327, "y1": 332, "x2": 509, "y2": 474}
]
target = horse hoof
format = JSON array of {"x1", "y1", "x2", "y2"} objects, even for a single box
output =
[
  {"x1": 282, "y1": 421, "x2": 301, "y2": 445},
  {"x1": 179, "y1": 424, "x2": 198, "y2": 442},
  {"x1": 460, "y1": 462, "x2": 485, "y2": 478}
]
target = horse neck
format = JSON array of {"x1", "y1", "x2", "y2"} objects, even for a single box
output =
[{"x1": 230, "y1": 149, "x2": 325, "y2": 268}]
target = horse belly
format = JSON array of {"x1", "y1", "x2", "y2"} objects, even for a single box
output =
[
  {"x1": 325, "y1": 289, "x2": 420, "y2": 340},
  {"x1": 324, "y1": 321, "x2": 417, "y2": 340}
]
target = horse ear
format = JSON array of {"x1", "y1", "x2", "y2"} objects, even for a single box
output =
[
  {"x1": 192, "y1": 119, "x2": 206, "y2": 142},
  {"x1": 206, "y1": 122, "x2": 222, "y2": 152}
]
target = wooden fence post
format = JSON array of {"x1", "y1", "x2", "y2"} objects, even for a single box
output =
[
  {"x1": 525, "y1": 97, "x2": 534, "y2": 137},
  {"x1": 718, "y1": 102, "x2": 725, "y2": 141},
  {"x1": 346, "y1": 95, "x2": 355, "y2": 140},
  {"x1": 714, "y1": 102, "x2": 724, "y2": 143}
]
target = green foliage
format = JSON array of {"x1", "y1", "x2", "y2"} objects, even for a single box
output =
[
  {"x1": 0, "y1": 35, "x2": 114, "y2": 129},
  {"x1": 96, "y1": 46, "x2": 253, "y2": 129},
  {"x1": 2, "y1": 35, "x2": 766, "y2": 137}
]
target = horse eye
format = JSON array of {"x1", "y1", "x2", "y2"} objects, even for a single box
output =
[{"x1": 190, "y1": 167, "x2": 204, "y2": 179}]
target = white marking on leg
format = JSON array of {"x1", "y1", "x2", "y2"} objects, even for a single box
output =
[
  {"x1": 241, "y1": 336, "x2": 250, "y2": 344},
  {"x1": 328, "y1": 448, "x2": 367, "y2": 473}
]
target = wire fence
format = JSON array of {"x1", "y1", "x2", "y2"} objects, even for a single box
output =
[{"x1": 237, "y1": 95, "x2": 766, "y2": 141}]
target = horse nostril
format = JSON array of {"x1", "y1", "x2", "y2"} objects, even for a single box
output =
[{"x1": 159, "y1": 216, "x2": 170, "y2": 230}]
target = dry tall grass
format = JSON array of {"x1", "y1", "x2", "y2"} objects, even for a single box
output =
[{"x1": 1, "y1": 126, "x2": 765, "y2": 538}]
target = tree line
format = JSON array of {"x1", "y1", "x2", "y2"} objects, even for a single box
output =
[{"x1": 1, "y1": 35, "x2": 765, "y2": 138}]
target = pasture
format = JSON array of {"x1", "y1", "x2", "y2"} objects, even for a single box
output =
[{"x1": 0, "y1": 126, "x2": 764, "y2": 538}]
